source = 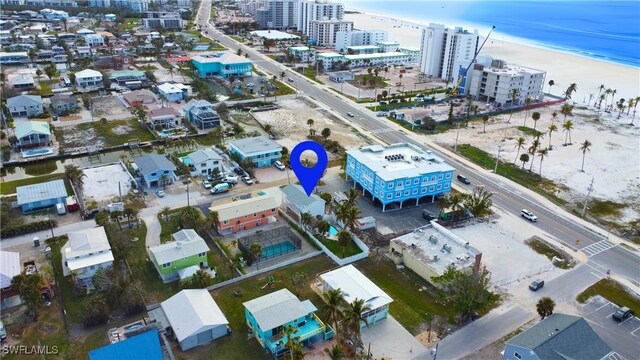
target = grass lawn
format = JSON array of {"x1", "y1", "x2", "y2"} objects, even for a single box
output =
[
  {"x1": 205, "y1": 255, "x2": 336, "y2": 359},
  {"x1": 55, "y1": 118, "x2": 155, "y2": 148},
  {"x1": 271, "y1": 80, "x2": 296, "y2": 96},
  {"x1": 456, "y1": 144, "x2": 567, "y2": 205},
  {"x1": 194, "y1": 132, "x2": 222, "y2": 146},
  {"x1": 526, "y1": 237, "x2": 575, "y2": 269},
  {"x1": 350, "y1": 74, "x2": 389, "y2": 88},
  {"x1": 577, "y1": 278, "x2": 640, "y2": 315},
  {"x1": 516, "y1": 126, "x2": 541, "y2": 136},
  {"x1": 39, "y1": 82, "x2": 53, "y2": 96},
  {"x1": 119, "y1": 18, "x2": 140, "y2": 31},
  {"x1": 302, "y1": 67, "x2": 324, "y2": 84},
  {"x1": 354, "y1": 257, "x2": 455, "y2": 335},
  {"x1": 229, "y1": 35, "x2": 244, "y2": 43},
  {"x1": 1, "y1": 173, "x2": 72, "y2": 195},
  {"x1": 157, "y1": 206, "x2": 203, "y2": 243},
  {"x1": 316, "y1": 234, "x2": 362, "y2": 258},
  {"x1": 50, "y1": 236, "x2": 84, "y2": 324}
]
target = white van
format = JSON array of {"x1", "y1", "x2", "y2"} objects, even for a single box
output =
[
  {"x1": 56, "y1": 202, "x2": 66, "y2": 215},
  {"x1": 0, "y1": 320, "x2": 6, "y2": 340},
  {"x1": 356, "y1": 216, "x2": 376, "y2": 230},
  {"x1": 224, "y1": 175, "x2": 238, "y2": 184}
]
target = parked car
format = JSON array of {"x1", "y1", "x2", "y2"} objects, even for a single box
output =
[
  {"x1": 274, "y1": 160, "x2": 286, "y2": 171},
  {"x1": 202, "y1": 180, "x2": 212, "y2": 189},
  {"x1": 56, "y1": 202, "x2": 66, "y2": 215},
  {"x1": 529, "y1": 279, "x2": 544, "y2": 291},
  {"x1": 211, "y1": 183, "x2": 230, "y2": 194},
  {"x1": 347, "y1": 112, "x2": 355, "y2": 117},
  {"x1": 457, "y1": 174, "x2": 471, "y2": 184},
  {"x1": 224, "y1": 175, "x2": 238, "y2": 184},
  {"x1": 390, "y1": 99, "x2": 399, "y2": 104},
  {"x1": 288, "y1": 77, "x2": 294, "y2": 82},
  {"x1": 521, "y1": 209, "x2": 538, "y2": 222},
  {"x1": 376, "y1": 111, "x2": 388, "y2": 117},
  {"x1": 379, "y1": 101, "x2": 388, "y2": 105},
  {"x1": 612, "y1": 307, "x2": 633, "y2": 322},
  {"x1": 422, "y1": 210, "x2": 436, "y2": 221},
  {"x1": 242, "y1": 176, "x2": 254, "y2": 185},
  {"x1": 156, "y1": 190, "x2": 165, "y2": 198},
  {"x1": 233, "y1": 167, "x2": 244, "y2": 175}
]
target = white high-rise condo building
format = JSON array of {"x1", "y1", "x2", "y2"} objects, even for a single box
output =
[
  {"x1": 309, "y1": 19, "x2": 353, "y2": 47},
  {"x1": 256, "y1": 0, "x2": 299, "y2": 30},
  {"x1": 335, "y1": 29, "x2": 388, "y2": 52},
  {"x1": 298, "y1": 0, "x2": 344, "y2": 35},
  {"x1": 418, "y1": 23, "x2": 480, "y2": 83},
  {"x1": 466, "y1": 57, "x2": 546, "y2": 107}
]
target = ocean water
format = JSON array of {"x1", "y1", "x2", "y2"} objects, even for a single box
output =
[{"x1": 340, "y1": 1, "x2": 640, "y2": 67}]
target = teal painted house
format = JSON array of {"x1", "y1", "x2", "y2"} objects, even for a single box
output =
[
  {"x1": 243, "y1": 289, "x2": 334, "y2": 358},
  {"x1": 191, "y1": 52, "x2": 253, "y2": 79},
  {"x1": 149, "y1": 229, "x2": 211, "y2": 283},
  {"x1": 228, "y1": 136, "x2": 282, "y2": 168}
]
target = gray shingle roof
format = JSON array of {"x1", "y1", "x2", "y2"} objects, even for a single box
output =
[
  {"x1": 507, "y1": 313, "x2": 613, "y2": 360},
  {"x1": 187, "y1": 149, "x2": 221, "y2": 165},
  {"x1": 50, "y1": 94, "x2": 76, "y2": 106},
  {"x1": 7, "y1": 94, "x2": 43, "y2": 108},
  {"x1": 134, "y1": 154, "x2": 176, "y2": 176},
  {"x1": 282, "y1": 184, "x2": 324, "y2": 209},
  {"x1": 16, "y1": 179, "x2": 67, "y2": 205},
  {"x1": 229, "y1": 136, "x2": 281, "y2": 156}
]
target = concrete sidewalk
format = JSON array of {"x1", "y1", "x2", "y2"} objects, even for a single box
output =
[{"x1": 360, "y1": 315, "x2": 427, "y2": 360}]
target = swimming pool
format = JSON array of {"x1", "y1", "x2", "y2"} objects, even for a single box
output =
[
  {"x1": 179, "y1": 156, "x2": 192, "y2": 165},
  {"x1": 158, "y1": 129, "x2": 181, "y2": 137},
  {"x1": 262, "y1": 241, "x2": 295, "y2": 259},
  {"x1": 22, "y1": 147, "x2": 53, "y2": 158},
  {"x1": 329, "y1": 225, "x2": 339, "y2": 236}
]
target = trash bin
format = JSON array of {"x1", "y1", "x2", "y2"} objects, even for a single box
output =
[{"x1": 33, "y1": 237, "x2": 40, "y2": 247}]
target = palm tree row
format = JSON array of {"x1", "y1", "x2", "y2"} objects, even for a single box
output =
[
  {"x1": 322, "y1": 289, "x2": 372, "y2": 358},
  {"x1": 435, "y1": 187, "x2": 493, "y2": 223}
]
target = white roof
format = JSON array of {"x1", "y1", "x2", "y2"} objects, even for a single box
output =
[
  {"x1": 209, "y1": 188, "x2": 282, "y2": 222},
  {"x1": 345, "y1": 52, "x2": 409, "y2": 61},
  {"x1": 229, "y1": 136, "x2": 282, "y2": 156},
  {"x1": 63, "y1": 227, "x2": 114, "y2": 272},
  {"x1": 161, "y1": 289, "x2": 229, "y2": 342},
  {"x1": 0, "y1": 251, "x2": 21, "y2": 289},
  {"x1": 188, "y1": 149, "x2": 221, "y2": 165},
  {"x1": 150, "y1": 229, "x2": 209, "y2": 265},
  {"x1": 243, "y1": 289, "x2": 316, "y2": 331},
  {"x1": 16, "y1": 179, "x2": 66, "y2": 205},
  {"x1": 250, "y1": 30, "x2": 299, "y2": 40},
  {"x1": 347, "y1": 143, "x2": 455, "y2": 181},
  {"x1": 320, "y1": 265, "x2": 393, "y2": 310},
  {"x1": 75, "y1": 69, "x2": 102, "y2": 78},
  {"x1": 192, "y1": 52, "x2": 251, "y2": 66},
  {"x1": 157, "y1": 82, "x2": 187, "y2": 94}
]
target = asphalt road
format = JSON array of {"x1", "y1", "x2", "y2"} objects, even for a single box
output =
[{"x1": 196, "y1": 1, "x2": 638, "y2": 283}]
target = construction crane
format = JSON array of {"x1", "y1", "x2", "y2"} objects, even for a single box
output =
[{"x1": 450, "y1": 25, "x2": 496, "y2": 97}]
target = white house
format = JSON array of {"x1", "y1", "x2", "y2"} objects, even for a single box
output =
[
  {"x1": 7, "y1": 94, "x2": 43, "y2": 117},
  {"x1": 75, "y1": 69, "x2": 103, "y2": 88},
  {"x1": 84, "y1": 33, "x2": 104, "y2": 47},
  {"x1": 282, "y1": 184, "x2": 325, "y2": 220},
  {"x1": 186, "y1": 149, "x2": 223, "y2": 177},
  {"x1": 62, "y1": 227, "x2": 114, "y2": 289},
  {"x1": 156, "y1": 82, "x2": 188, "y2": 102},
  {"x1": 147, "y1": 107, "x2": 181, "y2": 130}
]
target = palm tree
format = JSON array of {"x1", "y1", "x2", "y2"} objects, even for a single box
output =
[
  {"x1": 436, "y1": 195, "x2": 451, "y2": 217},
  {"x1": 481, "y1": 115, "x2": 489, "y2": 133},
  {"x1": 323, "y1": 288, "x2": 347, "y2": 340},
  {"x1": 536, "y1": 297, "x2": 555, "y2": 319},
  {"x1": 64, "y1": 164, "x2": 86, "y2": 191},
  {"x1": 564, "y1": 83, "x2": 577, "y2": 99},
  {"x1": 290, "y1": 342, "x2": 305, "y2": 360},
  {"x1": 282, "y1": 324, "x2": 299, "y2": 358},
  {"x1": 207, "y1": 211, "x2": 219, "y2": 229},
  {"x1": 562, "y1": 120, "x2": 574, "y2": 145},
  {"x1": 598, "y1": 93, "x2": 606, "y2": 110},
  {"x1": 514, "y1": 137, "x2": 526, "y2": 163},
  {"x1": 318, "y1": 192, "x2": 333, "y2": 214},
  {"x1": 528, "y1": 139, "x2": 541, "y2": 171},
  {"x1": 337, "y1": 230, "x2": 352, "y2": 258},
  {"x1": 537, "y1": 148, "x2": 549, "y2": 176},
  {"x1": 523, "y1": 97, "x2": 532, "y2": 126},
  {"x1": 604, "y1": 88, "x2": 613, "y2": 109},
  {"x1": 346, "y1": 188, "x2": 359, "y2": 206},
  {"x1": 316, "y1": 220, "x2": 330, "y2": 238},
  {"x1": 596, "y1": 84, "x2": 605, "y2": 105},
  {"x1": 551, "y1": 111, "x2": 558, "y2": 125},
  {"x1": 609, "y1": 89, "x2": 617, "y2": 109},
  {"x1": 162, "y1": 206, "x2": 171, "y2": 221},
  {"x1": 508, "y1": 88, "x2": 519, "y2": 123},
  {"x1": 519, "y1": 153, "x2": 530, "y2": 169},
  {"x1": 547, "y1": 79, "x2": 555, "y2": 94},
  {"x1": 560, "y1": 104, "x2": 573, "y2": 121},
  {"x1": 159, "y1": 174, "x2": 169, "y2": 189},
  {"x1": 300, "y1": 212, "x2": 313, "y2": 231},
  {"x1": 111, "y1": 210, "x2": 123, "y2": 230},
  {"x1": 344, "y1": 298, "x2": 372, "y2": 340},
  {"x1": 547, "y1": 124, "x2": 558, "y2": 149},
  {"x1": 617, "y1": 99, "x2": 626, "y2": 118},
  {"x1": 323, "y1": 344, "x2": 344, "y2": 360},
  {"x1": 531, "y1": 112, "x2": 541, "y2": 130},
  {"x1": 249, "y1": 243, "x2": 262, "y2": 265},
  {"x1": 462, "y1": 186, "x2": 494, "y2": 218},
  {"x1": 449, "y1": 193, "x2": 464, "y2": 223},
  {"x1": 306, "y1": 118, "x2": 314, "y2": 136},
  {"x1": 336, "y1": 204, "x2": 360, "y2": 232},
  {"x1": 579, "y1": 140, "x2": 592, "y2": 172}
]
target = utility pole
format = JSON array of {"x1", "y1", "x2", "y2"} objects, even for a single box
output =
[
  {"x1": 582, "y1": 177, "x2": 594, "y2": 216},
  {"x1": 494, "y1": 145, "x2": 503, "y2": 174}
]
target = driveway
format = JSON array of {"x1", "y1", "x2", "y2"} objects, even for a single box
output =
[{"x1": 360, "y1": 315, "x2": 427, "y2": 360}]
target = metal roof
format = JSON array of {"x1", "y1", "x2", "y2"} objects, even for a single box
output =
[
  {"x1": 192, "y1": 51, "x2": 252, "y2": 66},
  {"x1": 133, "y1": 154, "x2": 176, "y2": 176},
  {"x1": 63, "y1": 227, "x2": 114, "y2": 273},
  {"x1": 209, "y1": 189, "x2": 282, "y2": 222},
  {"x1": 187, "y1": 149, "x2": 222, "y2": 165},
  {"x1": 7, "y1": 94, "x2": 42, "y2": 108},
  {"x1": 243, "y1": 289, "x2": 316, "y2": 331},
  {"x1": 507, "y1": 313, "x2": 613, "y2": 360},
  {"x1": 15, "y1": 120, "x2": 50, "y2": 138},
  {"x1": 281, "y1": 184, "x2": 324, "y2": 211},
  {"x1": 16, "y1": 179, "x2": 67, "y2": 205},
  {"x1": 229, "y1": 136, "x2": 282, "y2": 156},
  {"x1": 320, "y1": 265, "x2": 393, "y2": 310},
  {"x1": 89, "y1": 329, "x2": 163, "y2": 360},
  {"x1": 161, "y1": 289, "x2": 229, "y2": 342},
  {"x1": 75, "y1": 69, "x2": 102, "y2": 78},
  {"x1": 150, "y1": 229, "x2": 210, "y2": 265},
  {"x1": 0, "y1": 251, "x2": 20, "y2": 289}
]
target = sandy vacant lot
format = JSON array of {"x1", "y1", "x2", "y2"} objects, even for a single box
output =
[
  {"x1": 82, "y1": 163, "x2": 134, "y2": 207},
  {"x1": 251, "y1": 98, "x2": 373, "y2": 159},
  {"x1": 435, "y1": 102, "x2": 640, "y2": 223}
]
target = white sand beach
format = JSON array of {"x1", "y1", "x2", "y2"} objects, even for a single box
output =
[{"x1": 345, "y1": 13, "x2": 640, "y2": 103}]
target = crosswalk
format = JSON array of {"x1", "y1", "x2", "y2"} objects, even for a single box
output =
[
  {"x1": 370, "y1": 128, "x2": 395, "y2": 134},
  {"x1": 581, "y1": 240, "x2": 616, "y2": 257},
  {"x1": 608, "y1": 352, "x2": 628, "y2": 360}
]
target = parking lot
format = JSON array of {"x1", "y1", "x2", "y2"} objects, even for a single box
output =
[{"x1": 580, "y1": 296, "x2": 640, "y2": 360}]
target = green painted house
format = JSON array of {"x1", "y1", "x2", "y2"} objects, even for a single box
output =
[{"x1": 149, "y1": 229, "x2": 212, "y2": 283}]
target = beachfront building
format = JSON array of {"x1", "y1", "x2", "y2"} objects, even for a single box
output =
[
  {"x1": 466, "y1": 57, "x2": 547, "y2": 107},
  {"x1": 15, "y1": 179, "x2": 67, "y2": 213},
  {"x1": 62, "y1": 227, "x2": 114, "y2": 289},
  {"x1": 185, "y1": 149, "x2": 223, "y2": 177},
  {"x1": 317, "y1": 52, "x2": 345, "y2": 70},
  {"x1": 282, "y1": 184, "x2": 325, "y2": 220},
  {"x1": 389, "y1": 222, "x2": 482, "y2": 285},
  {"x1": 418, "y1": 23, "x2": 481, "y2": 83},
  {"x1": 7, "y1": 94, "x2": 43, "y2": 117},
  {"x1": 249, "y1": 30, "x2": 300, "y2": 41},
  {"x1": 75, "y1": 69, "x2": 103, "y2": 88},
  {"x1": 149, "y1": 229, "x2": 211, "y2": 283},
  {"x1": 376, "y1": 40, "x2": 400, "y2": 53},
  {"x1": 288, "y1": 46, "x2": 317, "y2": 63},
  {"x1": 243, "y1": 288, "x2": 333, "y2": 358},
  {"x1": 147, "y1": 107, "x2": 181, "y2": 130},
  {"x1": 142, "y1": 11, "x2": 183, "y2": 30},
  {"x1": 133, "y1": 154, "x2": 177, "y2": 188},
  {"x1": 346, "y1": 45, "x2": 379, "y2": 55},
  {"x1": 256, "y1": 0, "x2": 299, "y2": 30},
  {"x1": 346, "y1": 143, "x2": 455, "y2": 212},
  {"x1": 297, "y1": 0, "x2": 344, "y2": 35},
  {"x1": 344, "y1": 52, "x2": 411, "y2": 68},
  {"x1": 192, "y1": 52, "x2": 253, "y2": 79},
  {"x1": 209, "y1": 189, "x2": 282, "y2": 235},
  {"x1": 399, "y1": 47, "x2": 420, "y2": 63},
  {"x1": 319, "y1": 265, "x2": 393, "y2": 326},
  {"x1": 14, "y1": 121, "x2": 51, "y2": 149},
  {"x1": 228, "y1": 136, "x2": 282, "y2": 168},
  {"x1": 309, "y1": 19, "x2": 353, "y2": 47},
  {"x1": 183, "y1": 99, "x2": 221, "y2": 130},
  {"x1": 335, "y1": 29, "x2": 388, "y2": 52},
  {"x1": 0, "y1": 52, "x2": 29, "y2": 64},
  {"x1": 156, "y1": 82, "x2": 188, "y2": 102}
]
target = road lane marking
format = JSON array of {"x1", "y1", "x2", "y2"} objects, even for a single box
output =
[
  {"x1": 631, "y1": 326, "x2": 640, "y2": 337},
  {"x1": 607, "y1": 312, "x2": 615, "y2": 318},
  {"x1": 618, "y1": 316, "x2": 635, "y2": 326},
  {"x1": 596, "y1": 302, "x2": 612, "y2": 311}
]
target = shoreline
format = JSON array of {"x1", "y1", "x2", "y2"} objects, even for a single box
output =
[{"x1": 344, "y1": 11, "x2": 640, "y2": 102}]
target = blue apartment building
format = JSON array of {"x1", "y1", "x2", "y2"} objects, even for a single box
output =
[
  {"x1": 191, "y1": 52, "x2": 253, "y2": 79},
  {"x1": 346, "y1": 143, "x2": 455, "y2": 212},
  {"x1": 228, "y1": 136, "x2": 282, "y2": 168},
  {"x1": 243, "y1": 289, "x2": 333, "y2": 358}
]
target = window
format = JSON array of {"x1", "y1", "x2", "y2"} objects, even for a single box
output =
[
  {"x1": 396, "y1": 181, "x2": 402, "y2": 187},
  {"x1": 396, "y1": 191, "x2": 401, "y2": 197},
  {"x1": 444, "y1": 183, "x2": 449, "y2": 188},
  {"x1": 271, "y1": 208, "x2": 276, "y2": 212},
  {"x1": 405, "y1": 179, "x2": 410, "y2": 185},
  {"x1": 90, "y1": 265, "x2": 95, "y2": 270},
  {"x1": 387, "y1": 194, "x2": 392, "y2": 199},
  {"x1": 244, "y1": 215, "x2": 248, "y2": 218},
  {"x1": 431, "y1": 176, "x2": 436, "y2": 181},
  {"x1": 445, "y1": 173, "x2": 451, "y2": 178},
  {"x1": 421, "y1": 188, "x2": 427, "y2": 194},
  {"x1": 151, "y1": 172, "x2": 156, "y2": 176},
  {"x1": 162, "y1": 263, "x2": 170, "y2": 268},
  {"x1": 437, "y1": 184, "x2": 442, "y2": 190},
  {"x1": 164, "y1": 170, "x2": 169, "y2": 174},
  {"x1": 413, "y1": 178, "x2": 419, "y2": 185},
  {"x1": 223, "y1": 220, "x2": 228, "y2": 224},
  {"x1": 388, "y1": 183, "x2": 392, "y2": 189},
  {"x1": 198, "y1": 252, "x2": 205, "y2": 257},
  {"x1": 430, "y1": 186, "x2": 435, "y2": 191},
  {"x1": 514, "y1": 353, "x2": 522, "y2": 360},
  {"x1": 413, "y1": 189, "x2": 418, "y2": 195},
  {"x1": 404, "y1": 190, "x2": 409, "y2": 196},
  {"x1": 438, "y1": 174, "x2": 443, "y2": 180}
]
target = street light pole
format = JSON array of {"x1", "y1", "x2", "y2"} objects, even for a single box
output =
[
  {"x1": 582, "y1": 177, "x2": 594, "y2": 216},
  {"x1": 494, "y1": 145, "x2": 503, "y2": 173}
]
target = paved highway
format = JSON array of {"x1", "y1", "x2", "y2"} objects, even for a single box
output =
[{"x1": 196, "y1": 1, "x2": 639, "y2": 283}]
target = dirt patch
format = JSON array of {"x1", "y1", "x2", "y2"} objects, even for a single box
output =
[
  {"x1": 60, "y1": 115, "x2": 83, "y2": 122},
  {"x1": 54, "y1": 126, "x2": 104, "y2": 148},
  {"x1": 112, "y1": 125, "x2": 132, "y2": 135}
]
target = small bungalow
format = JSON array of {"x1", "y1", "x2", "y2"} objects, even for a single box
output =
[
  {"x1": 282, "y1": 184, "x2": 325, "y2": 220},
  {"x1": 147, "y1": 107, "x2": 181, "y2": 130},
  {"x1": 62, "y1": 227, "x2": 114, "y2": 290},
  {"x1": 16, "y1": 179, "x2": 67, "y2": 213},
  {"x1": 49, "y1": 94, "x2": 78, "y2": 114},
  {"x1": 185, "y1": 148, "x2": 223, "y2": 177},
  {"x1": 133, "y1": 154, "x2": 177, "y2": 188},
  {"x1": 10, "y1": 73, "x2": 35, "y2": 90},
  {"x1": 7, "y1": 94, "x2": 44, "y2": 117},
  {"x1": 123, "y1": 89, "x2": 157, "y2": 107},
  {"x1": 149, "y1": 229, "x2": 211, "y2": 283},
  {"x1": 14, "y1": 121, "x2": 51, "y2": 149},
  {"x1": 156, "y1": 82, "x2": 188, "y2": 103},
  {"x1": 183, "y1": 99, "x2": 221, "y2": 130}
]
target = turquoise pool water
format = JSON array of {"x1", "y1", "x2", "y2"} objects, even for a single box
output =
[
  {"x1": 179, "y1": 156, "x2": 192, "y2": 165},
  {"x1": 158, "y1": 129, "x2": 180, "y2": 137},
  {"x1": 329, "y1": 225, "x2": 339, "y2": 236},
  {"x1": 262, "y1": 242, "x2": 295, "y2": 259},
  {"x1": 22, "y1": 148, "x2": 53, "y2": 158}
]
